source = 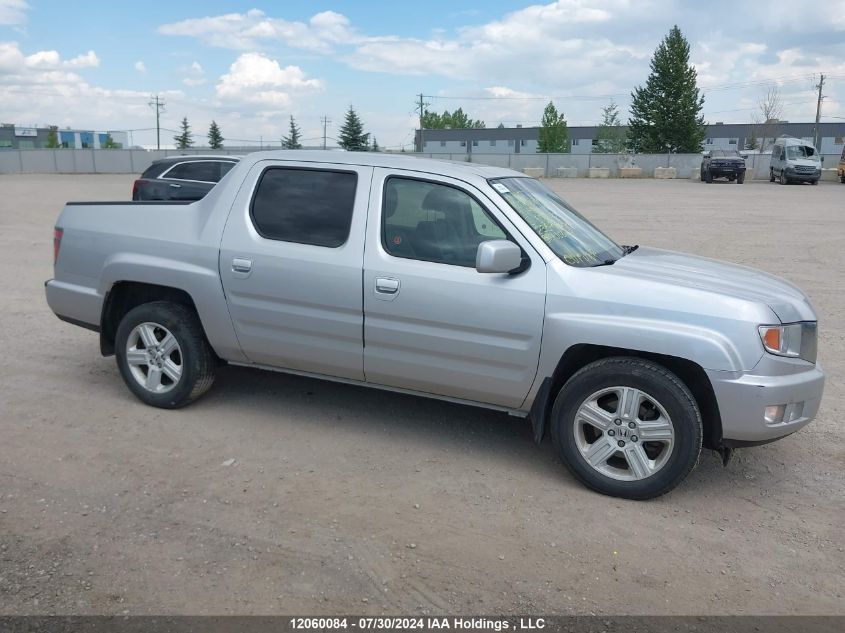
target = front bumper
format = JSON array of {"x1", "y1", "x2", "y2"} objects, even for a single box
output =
[
  {"x1": 785, "y1": 168, "x2": 821, "y2": 182},
  {"x1": 707, "y1": 359, "x2": 824, "y2": 443}
]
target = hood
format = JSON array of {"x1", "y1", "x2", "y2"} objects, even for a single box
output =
[
  {"x1": 787, "y1": 158, "x2": 820, "y2": 168},
  {"x1": 602, "y1": 247, "x2": 816, "y2": 323}
]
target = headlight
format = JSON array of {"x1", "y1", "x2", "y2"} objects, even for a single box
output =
[{"x1": 758, "y1": 323, "x2": 817, "y2": 362}]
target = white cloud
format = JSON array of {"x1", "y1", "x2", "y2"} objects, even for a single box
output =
[
  {"x1": 181, "y1": 60, "x2": 205, "y2": 86},
  {"x1": 134, "y1": 60, "x2": 146, "y2": 73},
  {"x1": 0, "y1": 0, "x2": 28, "y2": 25},
  {"x1": 215, "y1": 52, "x2": 322, "y2": 107},
  {"x1": 158, "y1": 8, "x2": 361, "y2": 53}
]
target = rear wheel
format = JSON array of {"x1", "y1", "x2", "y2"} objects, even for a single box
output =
[
  {"x1": 115, "y1": 301, "x2": 216, "y2": 408},
  {"x1": 551, "y1": 358, "x2": 702, "y2": 500}
]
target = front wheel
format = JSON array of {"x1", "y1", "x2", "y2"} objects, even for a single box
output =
[
  {"x1": 839, "y1": 172, "x2": 845, "y2": 184},
  {"x1": 115, "y1": 301, "x2": 216, "y2": 408},
  {"x1": 769, "y1": 168, "x2": 776, "y2": 182},
  {"x1": 779, "y1": 170, "x2": 788, "y2": 185},
  {"x1": 705, "y1": 169, "x2": 713, "y2": 183},
  {"x1": 551, "y1": 358, "x2": 702, "y2": 500},
  {"x1": 737, "y1": 172, "x2": 745, "y2": 184}
]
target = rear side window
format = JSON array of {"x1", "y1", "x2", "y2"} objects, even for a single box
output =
[
  {"x1": 251, "y1": 168, "x2": 357, "y2": 248},
  {"x1": 164, "y1": 161, "x2": 220, "y2": 183}
]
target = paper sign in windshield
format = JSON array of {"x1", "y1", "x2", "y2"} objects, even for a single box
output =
[{"x1": 492, "y1": 183, "x2": 510, "y2": 194}]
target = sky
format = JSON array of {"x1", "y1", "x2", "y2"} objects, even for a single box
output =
[{"x1": 2, "y1": 0, "x2": 845, "y2": 149}]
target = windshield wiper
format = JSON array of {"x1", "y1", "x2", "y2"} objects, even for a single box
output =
[
  {"x1": 589, "y1": 258, "x2": 618, "y2": 267},
  {"x1": 621, "y1": 244, "x2": 639, "y2": 255}
]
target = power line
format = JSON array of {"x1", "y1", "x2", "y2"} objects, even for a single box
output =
[{"x1": 320, "y1": 116, "x2": 331, "y2": 150}]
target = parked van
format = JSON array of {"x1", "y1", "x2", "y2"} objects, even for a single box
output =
[
  {"x1": 838, "y1": 145, "x2": 845, "y2": 184},
  {"x1": 769, "y1": 136, "x2": 821, "y2": 185}
]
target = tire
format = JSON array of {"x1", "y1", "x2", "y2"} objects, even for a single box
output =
[
  {"x1": 769, "y1": 168, "x2": 775, "y2": 183},
  {"x1": 550, "y1": 357, "x2": 702, "y2": 500},
  {"x1": 779, "y1": 170, "x2": 788, "y2": 185},
  {"x1": 839, "y1": 172, "x2": 845, "y2": 184},
  {"x1": 700, "y1": 168, "x2": 705, "y2": 182},
  {"x1": 705, "y1": 169, "x2": 713, "y2": 183},
  {"x1": 811, "y1": 180, "x2": 818, "y2": 185},
  {"x1": 737, "y1": 172, "x2": 745, "y2": 184},
  {"x1": 115, "y1": 301, "x2": 216, "y2": 408}
]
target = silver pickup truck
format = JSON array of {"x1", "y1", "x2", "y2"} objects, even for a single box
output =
[{"x1": 46, "y1": 151, "x2": 824, "y2": 499}]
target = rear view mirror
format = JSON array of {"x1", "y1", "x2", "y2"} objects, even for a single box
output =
[{"x1": 476, "y1": 240, "x2": 522, "y2": 274}]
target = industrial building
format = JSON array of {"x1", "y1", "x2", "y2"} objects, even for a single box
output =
[
  {"x1": 0, "y1": 124, "x2": 129, "y2": 150},
  {"x1": 415, "y1": 121, "x2": 845, "y2": 155}
]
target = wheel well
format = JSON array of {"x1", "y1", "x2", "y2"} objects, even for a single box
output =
[
  {"x1": 541, "y1": 344, "x2": 723, "y2": 450},
  {"x1": 99, "y1": 282, "x2": 198, "y2": 356}
]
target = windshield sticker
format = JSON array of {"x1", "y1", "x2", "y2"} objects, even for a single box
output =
[{"x1": 492, "y1": 183, "x2": 510, "y2": 194}]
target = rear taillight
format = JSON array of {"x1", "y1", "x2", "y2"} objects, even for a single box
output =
[
  {"x1": 132, "y1": 179, "x2": 141, "y2": 199},
  {"x1": 53, "y1": 227, "x2": 63, "y2": 265}
]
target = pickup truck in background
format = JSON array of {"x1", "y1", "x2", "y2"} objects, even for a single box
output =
[{"x1": 46, "y1": 151, "x2": 824, "y2": 499}]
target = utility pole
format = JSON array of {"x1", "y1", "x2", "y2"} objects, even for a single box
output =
[
  {"x1": 812, "y1": 74, "x2": 825, "y2": 150},
  {"x1": 320, "y1": 116, "x2": 331, "y2": 149},
  {"x1": 148, "y1": 95, "x2": 166, "y2": 150},
  {"x1": 416, "y1": 93, "x2": 429, "y2": 153}
]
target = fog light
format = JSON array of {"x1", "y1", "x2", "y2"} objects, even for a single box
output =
[{"x1": 764, "y1": 405, "x2": 786, "y2": 424}]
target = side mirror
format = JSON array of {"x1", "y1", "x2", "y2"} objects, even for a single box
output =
[{"x1": 476, "y1": 240, "x2": 522, "y2": 274}]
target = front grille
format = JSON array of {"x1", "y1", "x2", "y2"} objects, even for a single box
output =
[{"x1": 795, "y1": 165, "x2": 816, "y2": 174}]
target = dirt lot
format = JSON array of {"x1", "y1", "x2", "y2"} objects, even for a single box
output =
[{"x1": 0, "y1": 174, "x2": 843, "y2": 616}]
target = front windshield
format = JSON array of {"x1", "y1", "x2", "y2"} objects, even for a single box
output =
[
  {"x1": 489, "y1": 177, "x2": 624, "y2": 267},
  {"x1": 786, "y1": 145, "x2": 819, "y2": 161}
]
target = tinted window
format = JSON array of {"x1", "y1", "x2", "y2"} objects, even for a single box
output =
[
  {"x1": 251, "y1": 168, "x2": 357, "y2": 248},
  {"x1": 219, "y1": 161, "x2": 236, "y2": 178},
  {"x1": 165, "y1": 161, "x2": 220, "y2": 182},
  {"x1": 382, "y1": 178, "x2": 507, "y2": 267}
]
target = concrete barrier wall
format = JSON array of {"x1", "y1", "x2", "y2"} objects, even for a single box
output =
[{"x1": 1, "y1": 149, "x2": 841, "y2": 177}]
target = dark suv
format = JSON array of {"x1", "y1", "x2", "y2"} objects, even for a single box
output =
[
  {"x1": 132, "y1": 156, "x2": 239, "y2": 201},
  {"x1": 700, "y1": 149, "x2": 747, "y2": 184}
]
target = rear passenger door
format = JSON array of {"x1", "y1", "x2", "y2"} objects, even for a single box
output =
[
  {"x1": 362, "y1": 169, "x2": 546, "y2": 409},
  {"x1": 219, "y1": 161, "x2": 372, "y2": 381}
]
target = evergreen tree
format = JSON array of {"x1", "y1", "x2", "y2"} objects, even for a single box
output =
[
  {"x1": 628, "y1": 25, "x2": 706, "y2": 153},
  {"x1": 744, "y1": 134, "x2": 759, "y2": 151},
  {"x1": 594, "y1": 100, "x2": 627, "y2": 153},
  {"x1": 338, "y1": 106, "x2": 369, "y2": 151},
  {"x1": 174, "y1": 117, "x2": 194, "y2": 149},
  {"x1": 421, "y1": 108, "x2": 485, "y2": 129},
  {"x1": 537, "y1": 101, "x2": 568, "y2": 153},
  {"x1": 207, "y1": 120, "x2": 224, "y2": 149},
  {"x1": 281, "y1": 116, "x2": 302, "y2": 149},
  {"x1": 45, "y1": 126, "x2": 60, "y2": 149}
]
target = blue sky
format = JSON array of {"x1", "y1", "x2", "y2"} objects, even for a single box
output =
[{"x1": 2, "y1": 0, "x2": 845, "y2": 148}]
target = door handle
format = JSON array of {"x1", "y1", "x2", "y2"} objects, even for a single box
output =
[
  {"x1": 169, "y1": 183, "x2": 182, "y2": 188},
  {"x1": 375, "y1": 277, "x2": 400, "y2": 294},
  {"x1": 232, "y1": 257, "x2": 252, "y2": 273}
]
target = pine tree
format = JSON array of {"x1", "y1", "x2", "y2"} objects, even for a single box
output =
[
  {"x1": 628, "y1": 25, "x2": 706, "y2": 153},
  {"x1": 281, "y1": 116, "x2": 302, "y2": 149},
  {"x1": 537, "y1": 101, "x2": 568, "y2": 153},
  {"x1": 208, "y1": 120, "x2": 224, "y2": 149},
  {"x1": 594, "y1": 100, "x2": 627, "y2": 153},
  {"x1": 338, "y1": 106, "x2": 369, "y2": 151},
  {"x1": 45, "y1": 126, "x2": 60, "y2": 149},
  {"x1": 174, "y1": 117, "x2": 194, "y2": 149}
]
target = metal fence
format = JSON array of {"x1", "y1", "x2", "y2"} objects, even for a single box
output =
[{"x1": 0, "y1": 148, "x2": 840, "y2": 179}]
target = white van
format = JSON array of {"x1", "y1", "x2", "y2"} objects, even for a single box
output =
[{"x1": 769, "y1": 135, "x2": 821, "y2": 185}]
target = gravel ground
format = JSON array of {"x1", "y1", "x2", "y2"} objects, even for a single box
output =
[{"x1": 0, "y1": 173, "x2": 842, "y2": 616}]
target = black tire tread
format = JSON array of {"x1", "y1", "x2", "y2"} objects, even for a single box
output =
[
  {"x1": 551, "y1": 357, "x2": 702, "y2": 500},
  {"x1": 115, "y1": 301, "x2": 215, "y2": 408}
]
